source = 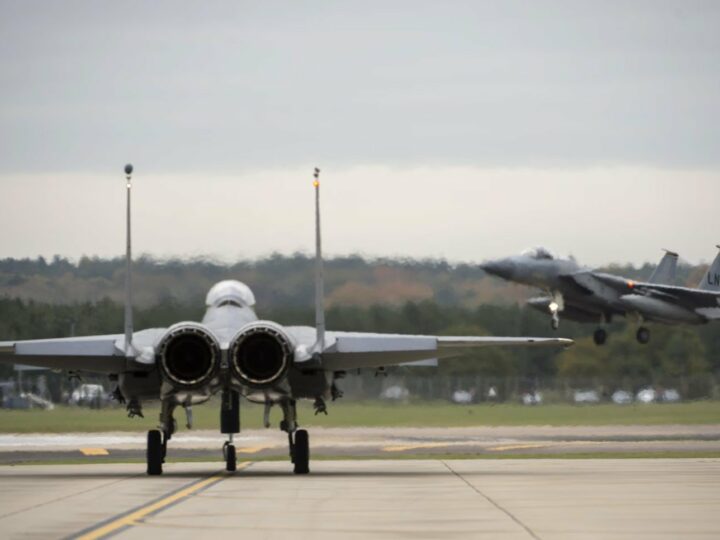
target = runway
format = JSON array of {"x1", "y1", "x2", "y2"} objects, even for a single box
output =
[
  {"x1": 0, "y1": 459, "x2": 718, "y2": 539},
  {"x1": 1, "y1": 425, "x2": 719, "y2": 464}
]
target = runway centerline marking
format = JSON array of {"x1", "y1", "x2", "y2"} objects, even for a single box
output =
[{"x1": 71, "y1": 463, "x2": 250, "y2": 540}]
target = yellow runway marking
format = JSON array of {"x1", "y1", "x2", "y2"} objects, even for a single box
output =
[
  {"x1": 487, "y1": 443, "x2": 550, "y2": 452},
  {"x1": 236, "y1": 445, "x2": 273, "y2": 454},
  {"x1": 76, "y1": 462, "x2": 250, "y2": 540},
  {"x1": 79, "y1": 448, "x2": 109, "y2": 456},
  {"x1": 383, "y1": 442, "x2": 454, "y2": 452}
]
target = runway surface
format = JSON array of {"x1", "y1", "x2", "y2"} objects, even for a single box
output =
[
  {"x1": 0, "y1": 425, "x2": 718, "y2": 463},
  {"x1": 0, "y1": 459, "x2": 718, "y2": 539}
]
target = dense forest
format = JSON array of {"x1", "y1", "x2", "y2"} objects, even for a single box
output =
[{"x1": 0, "y1": 255, "x2": 717, "y2": 400}]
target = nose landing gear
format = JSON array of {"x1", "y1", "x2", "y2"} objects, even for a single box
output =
[
  {"x1": 223, "y1": 437, "x2": 237, "y2": 472},
  {"x1": 548, "y1": 293, "x2": 564, "y2": 331}
]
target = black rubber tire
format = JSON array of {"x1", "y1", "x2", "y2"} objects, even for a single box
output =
[
  {"x1": 551, "y1": 318, "x2": 559, "y2": 331},
  {"x1": 636, "y1": 327, "x2": 650, "y2": 345},
  {"x1": 147, "y1": 430, "x2": 163, "y2": 476},
  {"x1": 293, "y1": 430, "x2": 310, "y2": 475},
  {"x1": 225, "y1": 444, "x2": 237, "y2": 472},
  {"x1": 593, "y1": 328, "x2": 607, "y2": 346}
]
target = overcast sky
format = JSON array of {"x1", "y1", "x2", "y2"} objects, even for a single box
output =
[{"x1": 1, "y1": 1, "x2": 718, "y2": 266}]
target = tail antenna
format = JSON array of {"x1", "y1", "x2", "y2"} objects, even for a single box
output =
[
  {"x1": 124, "y1": 164, "x2": 135, "y2": 357},
  {"x1": 313, "y1": 167, "x2": 325, "y2": 355}
]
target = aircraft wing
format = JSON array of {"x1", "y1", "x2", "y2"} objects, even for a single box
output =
[
  {"x1": 0, "y1": 335, "x2": 127, "y2": 373},
  {"x1": 0, "y1": 329, "x2": 167, "y2": 373},
  {"x1": 287, "y1": 327, "x2": 572, "y2": 371}
]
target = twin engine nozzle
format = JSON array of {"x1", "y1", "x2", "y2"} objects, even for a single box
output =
[{"x1": 156, "y1": 322, "x2": 293, "y2": 390}]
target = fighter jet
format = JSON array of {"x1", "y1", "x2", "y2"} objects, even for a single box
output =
[
  {"x1": 0, "y1": 165, "x2": 572, "y2": 476},
  {"x1": 480, "y1": 247, "x2": 684, "y2": 345},
  {"x1": 592, "y1": 247, "x2": 720, "y2": 330}
]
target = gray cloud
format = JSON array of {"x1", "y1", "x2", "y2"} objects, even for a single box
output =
[{"x1": 1, "y1": 1, "x2": 719, "y2": 173}]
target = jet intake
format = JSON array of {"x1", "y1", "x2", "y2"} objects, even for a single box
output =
[
  {"x1": 230, "y1": 322, "x2": 293, "y2": 388},
  {"x1": 157, "y1": 323, "x2": 221, "y2": 389}
]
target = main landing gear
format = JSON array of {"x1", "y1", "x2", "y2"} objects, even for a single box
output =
[
  {"x1": 281, "y1": 398, "x2": 310, "y2": 474},
  {"x1": 636, "y1": 326, "x2": 650, "y2": 345},
  {"x1": 146, "y1": 429, "x2": 166, "y2": 475},
  {"x1": 145, "y1": 391, "x2": 314, "y2": 476},
  {"x1": 147, "y1": 399, "x2": 175, "y2": 475},
  {"x1": 593, "y1": 328, "x2": 607, "y2": 346}
]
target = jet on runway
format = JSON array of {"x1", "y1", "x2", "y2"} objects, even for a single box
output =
[
  {"x1": 0, "y1": 165, "x2": 572, "y2": 476},
  {"x1": 479, "y1": 247, "x2": 715, "y2": 345}
]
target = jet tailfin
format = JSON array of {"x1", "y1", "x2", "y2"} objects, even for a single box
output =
[
  {"x1": 648, "y1": 249, "x2": 678, "y2": 284},
  {"x1": 313, "y1": 168, "x2": 325, "y2": 354},
  {"x1": 698, "y1": 246, "x2": 720, "y2": 291},
  {"x1": 123, "y1": 164, "x2": 135, "y2": 356}
]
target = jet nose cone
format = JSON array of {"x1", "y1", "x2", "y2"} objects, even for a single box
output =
[{"x1": 480, "y1": 259, "x2": 516, "y2": 280}]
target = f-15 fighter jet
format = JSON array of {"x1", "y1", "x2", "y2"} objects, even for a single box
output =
[
  {"x1": 480, "y1": 247, "x2": 689, "y2": 345},
  {"x1": 0, "y1": 166, "x2": 572, "y2": 476}
]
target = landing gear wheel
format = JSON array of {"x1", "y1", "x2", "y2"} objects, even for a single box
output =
[
  {"x1": 147, "y1": 430, "x2": 163, "y2": 476},
  {"x1": 636, "y1": 326, "x2": 650, "y2": 345},
  {"x1": 551, "y1": 316, "x2": 560, "y2": 331},
  {"x1": 225, "y1": 444, "x2": 237, "y2": 472},
  {"x1": 593, "y1": 328, "x2": 607, "y2": 346},
  {"x1": 293, "y1": 429, "x2": 310, "y2": 475}
]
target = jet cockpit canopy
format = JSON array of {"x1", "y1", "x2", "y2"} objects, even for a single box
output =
[
  {"x1": 205, "y1": 280, "x2": 256, "y2": 308},
  {"x1": 521, "y1": 247, "x2": 555, "y2": 260}
]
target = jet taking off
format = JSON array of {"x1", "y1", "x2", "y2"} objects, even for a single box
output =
[
  {"x1": 0, "y1": 165, "x2": 572, "y2": 476},
  {"x1": 591, "y1": 246, "x2": 720, "y2": 329},
  {"x1": 481, "y1": 248, "x2": 683, "y2": 345}
]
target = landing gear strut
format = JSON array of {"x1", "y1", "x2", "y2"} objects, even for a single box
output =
[
  {"x1": 280, "y1": 398, "x2": 310, "y2": 474},
  {"x1": 636, "y1": 326, "x2": 651, "y2": 344},
  {"x1": 221, "y1": 389, "x2": 240, "y2": 472},
  {"x1": 548, "y1": 292, "x2": 564, "y2": 331}
]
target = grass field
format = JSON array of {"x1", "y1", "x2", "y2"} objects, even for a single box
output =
[{"x1": 1, "y1": 400, "x2": 719, "y2": 433}]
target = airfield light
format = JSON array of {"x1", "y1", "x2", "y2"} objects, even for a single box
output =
[{"x1": 313, "y1": 167, "x2": 320, "y2": 188}]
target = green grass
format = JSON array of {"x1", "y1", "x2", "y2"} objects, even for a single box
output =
[{"x1": 1, "y1": 400, "x2": 720, "y2": 433}]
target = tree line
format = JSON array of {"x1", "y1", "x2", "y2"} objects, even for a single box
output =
[{"x1": 1, "y1": 295, "x2": 717, "y2": 398}]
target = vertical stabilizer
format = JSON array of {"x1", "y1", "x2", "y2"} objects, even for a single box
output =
[
  {"x1": 698, "y1": 246, "x2": 720, "y2": 291},
  {"x1": 648, "y1": 249, "x2": 678, "y2": 284},
  {"x1": 124, "y1": 164, "x2": 135, "y2": 356},
  {"x1": 313, "y1": 168, "x2": 325, "y2": 354}
]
